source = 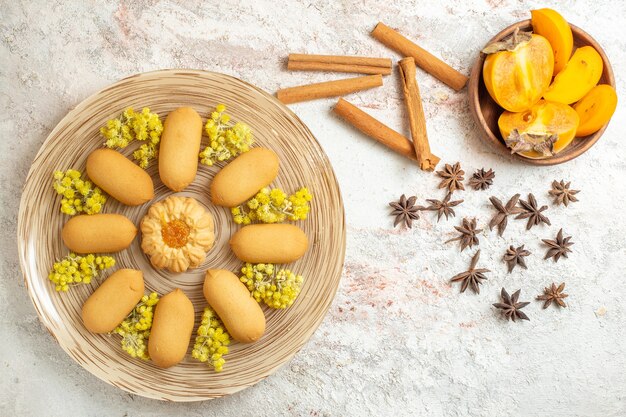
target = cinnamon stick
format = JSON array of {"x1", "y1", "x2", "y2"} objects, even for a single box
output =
[
  {"x1": 398, "y1": 57, "x2": 440, "y2": 171},
  {"x1": 371, "y1": 22, "x2": 468, "y2": 91},
  {"x1": 289, "y1": 53, "x2": 392, "y2": 68},
  {"x1": 276, "y1": 74, "x2": 383, "y2": 104},
  {"x1": 288, "y1": 54, "x2": 392, "y2": 74},
  {"x1": 333, "y1": 97, "x2": 417, "y2": 162},
  {"x1": 287, "y1": 60, "x2": 391, "y2": 75}
]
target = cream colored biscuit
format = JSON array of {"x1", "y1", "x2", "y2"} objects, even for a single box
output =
[{"x1": 140, "y1": 196, "x2": 215, "y2": 273}]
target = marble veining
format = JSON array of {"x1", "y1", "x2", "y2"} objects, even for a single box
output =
[{"x1": 1, "y1": 0, "x2": 625, "y2": 415}]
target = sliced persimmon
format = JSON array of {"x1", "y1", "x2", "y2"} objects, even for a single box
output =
[
  {"x1": 543, "y1": 46, "x2": 603, "y2": 104},
  {"x1": 483, "y1": 32, "x2": 554, "y2": 112},
  {"x1": 498, "y1": 100, "x2": 579, "y2": 159},
  {"x1": 531, "y1": 8, "x2": 573, "y2": 75},
  {"x1": 573, "y1": 84, "x2": 617, "y2": 136}
]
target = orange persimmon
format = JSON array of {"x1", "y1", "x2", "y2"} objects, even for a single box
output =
[
  {"x1": 499, "y1": 100, "x2": 579, "y2": 159},
  {"x1": 483, "y1": 32, "x2": 554, "y2": 112},
  {"x1": 531, "y1": 8, "x2": 573, "y2": 75},
  {"x1": 543, "y1": 46, "x2": 603, "y2": 104},
  {"x1": 573, "y1": 84, "x2": 617, "y2": 136}
]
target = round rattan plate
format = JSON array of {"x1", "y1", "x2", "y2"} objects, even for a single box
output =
[{"x1": 17, "y1": 69, "x2": 345, "y2": 401}]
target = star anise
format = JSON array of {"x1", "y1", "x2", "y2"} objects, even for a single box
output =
[
  {"x1": 549, "y1": 180, "x2": 580, "y2": 206},
  {"x1": 503, "y1": 245, "x2": 531, "y2": 273},
  {"x1": 542, "y1": 228, "x2": 574, "y2": 262},
  {"x1": 488, "y1": 194, "x2": 523, "y2": 236},
  {"x1": 516, "y1": 193, "x2": 551, "y2": 230},
  {"x1": 446, "y1": 217, "x2": 482, "y2": 251},
  {"x1": 450, "y1": 250, "x2": 490, "y2": 294},
  {"x1": 493, "y1": 288, "x2": 530, "y2": 322},
  {"x1": 389, "y1": 194, "x2": 422, "y2": 228},
  {"x1": 468, "y1": 168, "x2": 495, "y2": 190},
  {"x1": 537, "y1": 282, "x2": 568, "y2": 309},
  {"x1": 437, "y1": 162, "x2": 465, "y2": 193},
  {"x1": 425, "y1": 192, "x2": 463, "y2": 221}
]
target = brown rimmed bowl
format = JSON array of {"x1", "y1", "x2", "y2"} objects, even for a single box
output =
[{"x1": 468, "y1": 19, "x2": 616, "y2": 165}]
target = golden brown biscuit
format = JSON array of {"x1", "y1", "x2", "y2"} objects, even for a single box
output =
[
  {"x1": 61, "y1": 214, "x2": 137, "y2": 253},
  {"x1": 229, "y1": 224, "x2": 308, "y2": 263},
  {"x1": 148, "y1": 289, "x2": 195, "y2": 368},
  {"x1": 203, "y1": 269, "x2": 265, "y2": 343},
  {"x1": 86, "y1": 148, "x2": 154, "y2": 206},
  {"x1": 210, "y1": 147, "x2": 279, "y2": 207},
  {"x1": 81, "y1": 269, "x2": 144, "y2": 333},
  {"x1": 159, "y1": 107, "x2": 203, "y2": 192}
]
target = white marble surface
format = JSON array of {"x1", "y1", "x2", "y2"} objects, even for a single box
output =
[{"x1": 2, "y1": 0, "x2": 625, "y2": 415}]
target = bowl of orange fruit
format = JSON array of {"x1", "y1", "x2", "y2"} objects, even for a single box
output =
[{"x1": 469, "y1": 8, "x2": 617, "y2": 165}]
